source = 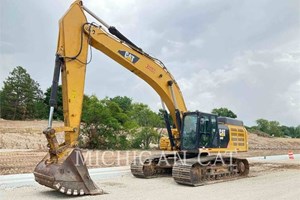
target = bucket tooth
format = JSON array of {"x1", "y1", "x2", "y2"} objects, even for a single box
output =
[
  {"x1": 80, "y1": 189, "x2": 85, "y2": 195},
  {"x1": 33, "y1": 148, "x2": 103, "y2": 195},
  {"x1": 54, "y1": 183, "x2": 60, "y2": 189},
  {"x1": 60, "y1": 187, "x2": 65, "y2": 193},
  {"x1": 73, "y1": 190, "x2": 78, "y2": 195},
  {"x1": 66, "y1": 189, "x2": 72, "y2": 195}
]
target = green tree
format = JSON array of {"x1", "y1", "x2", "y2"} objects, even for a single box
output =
[
  {"x1": 295, "y1": 126, "x2": 300, "y2": 138},
  {"x1": 158, "y1": 108, "x2": 174, "y2": 128},
  {"x1": 131, "y1": 127, "x2": 159, "y2": 149},
  {"x1": 269, "y1": 121, "x2": 283, "y2": 137},
  {"x1": 281, "y1": 125, "x2": 300, "y2": 138},
  {"x1": 110, "y1": 96, "x2": 132, "y2": 113},
  {"x1": 256, "y1": 119, "x2": 269, "y2": 133},
  {"x1": 80, "y1": 95, "x2": 130, "y2": 149},
  {"x1": 211, "y1": 107, "x2": 237, "y2": 118},
  {"x1": 79, "y1": 95, "x2": 164, "y2": 150},
  {"x1": 44, "y1": 85, "x2": 63, "y2": 120},
  {"x1": 256, "y1": 119, "x2": 283, "y2": 137},
  {"x1": 104, "y1": 98, "x2": 129, "y2": 125},
  {"x1": 130, "y1": 103, "x2": 162, "y2": 149},
  {"x1": 33, "y1": 98, "x2": 48, "y2": 119},
  {"x1": 0, "y1": 66, "x2": 44, "y2": 120}
]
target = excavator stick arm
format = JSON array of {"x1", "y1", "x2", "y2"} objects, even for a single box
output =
[{"x1": 34, "y1": 1, "x2": 101, "y2": 195}]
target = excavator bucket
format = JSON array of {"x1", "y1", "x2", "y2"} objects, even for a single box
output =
[{"x1": 34, "y1": 148, "x2": 103, "y2": 195}]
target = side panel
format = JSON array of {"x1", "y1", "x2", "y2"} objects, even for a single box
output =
[
  {"x1": 218, "y1": 124, "x2": 230, "y2": 148},
  {"x1": 226, "y1": 124, "x2": 248, "y2": 152},
  {"x1": 207, "y1": 124, "x2": 248, "y2": 153}
]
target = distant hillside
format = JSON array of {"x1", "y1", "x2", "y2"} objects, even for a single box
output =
[{"x1": 1, "y1": 119, "x2": 300, "y2": 150}]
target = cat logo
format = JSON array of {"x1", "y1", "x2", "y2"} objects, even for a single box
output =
[{"x1": 118, "y1": 50, "x2": 140, "y2": 64}]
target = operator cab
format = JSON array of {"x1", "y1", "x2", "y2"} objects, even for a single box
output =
[{"x1": 180, "y1": 111, "x2": 219, "y2": 152}]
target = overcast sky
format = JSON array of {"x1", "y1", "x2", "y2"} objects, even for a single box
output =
[{"x1": 1, "y1": 0, "x2": 299, "y2": 126}]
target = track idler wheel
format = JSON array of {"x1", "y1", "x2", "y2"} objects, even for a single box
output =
[
  {"x1": 237, "y1": 159, "x2": 249, "y2": 176},
  {"x1": 34, "y1": 148, "x2": 103, "y2": 195},
  {"x1": 190, "y1": 164, "x2": 202, "y2": 185},
  {"x1": 143, "y1": 161, "x2": 156, "y2": 177}
]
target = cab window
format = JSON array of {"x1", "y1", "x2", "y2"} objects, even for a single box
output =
[
  {"x1": 182, "y1": 114, "x2": 197, "y2": 149},
  {"x1": 199, "y1": 115, "x2": 218, "y2": 147}
]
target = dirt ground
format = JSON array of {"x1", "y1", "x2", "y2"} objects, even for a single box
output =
[
  {"x1": 0, "y1": 119, "x2": 64, "y2": 149},
  {"x1": 2, "y1": 169, "x2": 300, "y2": 200},
  {"x1": 0, "y1": 119, "x2": 300, "y2": 175}
]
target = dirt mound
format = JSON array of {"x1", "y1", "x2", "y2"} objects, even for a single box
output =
[
  {"x1": 248, "y1": 132, "x2": 300, "y2": 150},
  {"x1": 251, "y1": 130, "x2": 272, "y2": 138},
  {"x1": 1, "y1": 119, "x2": 300, "y2": 150},
  {"x1": 0, "y1": 119, "x2": 63, "y2": 149},
  {"x1": 1, "y1": 120, "x2": 300, "y2": 175}
]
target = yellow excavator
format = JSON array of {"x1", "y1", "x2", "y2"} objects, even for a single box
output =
[{"x1": 34, "y1": 0, "x2": 249, "y2": 196}]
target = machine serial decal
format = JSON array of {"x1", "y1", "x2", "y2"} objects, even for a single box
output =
[
  {"x1": 146, "y1": 64, "x2": 156, "y2": 73},
  {"x1": 219, "y1": 129, "x2": 226, "y2": 140},
  {"x1": 118, "y1": 50, "x2": 140, "y2": 64}
]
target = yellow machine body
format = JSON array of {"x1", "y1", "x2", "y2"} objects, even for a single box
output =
[
  {"x1": 34, "y1": 0, "x2": 249, "y2": 195},
  {"x1": 160, "y1": 124, "x2": 248, "y2": 153}
]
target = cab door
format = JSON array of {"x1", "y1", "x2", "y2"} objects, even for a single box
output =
[
  {"x1": 181, "y1": 113, "x2": 198, "y2": 150},
  {"x1": 198, "y1": 113, "x2": 219, "y2": 148}
]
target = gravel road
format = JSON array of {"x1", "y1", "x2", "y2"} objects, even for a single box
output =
[{"x1": 1, "y1": 168, "x2": 299, "y2": 200}]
